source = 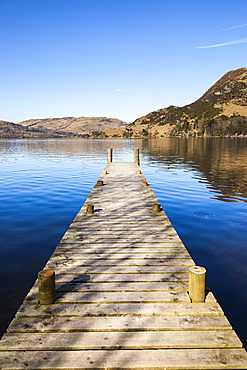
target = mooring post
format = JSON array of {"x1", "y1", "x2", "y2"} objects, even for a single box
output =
[
  {"x1": 189, "y1": 266, "x2": 206, "y2": 303},
  {"x1": 107, "y1": 149, "x2": 112, "y2": 163},
  {"x1": 86, "y1": 204, "x2": 94, "y2": 214},
  {"x1": 153, "y1": 204, "x2": 161, "y2": 212},
  {"x1": 134, "y1": 148, "x2": 140, "y2": 165},
  {"x1": 38, "y1": 269, "x2": 56, "y2": 305}
]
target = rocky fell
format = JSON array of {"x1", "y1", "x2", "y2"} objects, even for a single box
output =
[{"x1": 127, "y1": 67, "x2": 247, "y2": 137}]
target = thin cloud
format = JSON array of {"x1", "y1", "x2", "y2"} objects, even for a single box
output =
[
  {"x1": 216, "y1": 23, "x2": 247, "y2": 32},
  {"x1": 195, "y1": 37, "x2": 247, "y2": 49},
  {"x1": 115, "y1": 89, "x2": 144, "y2": 92}
]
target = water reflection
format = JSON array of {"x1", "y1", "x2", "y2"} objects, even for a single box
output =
[
  {"x1": 140, "y1": 137, "x2": 247, "y2": 203},
  {"x1": 0, "y1": 138, "x2": 137, "y2": 163},
  {"x1": 1, "y1": 137, "x2": 246, "y2": 205}
]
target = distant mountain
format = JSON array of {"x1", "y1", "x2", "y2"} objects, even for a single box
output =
[
  {"x1": 126, "y1": 67, "x2": 247, "y2": 137},
  {"x1": 19, "y1": 117, "x2": 128, "y2": 137},
  {"x1": 0, "y1": 116, "x2": 128, "y2": 138},
  {"x1": 0, "y1": 120, "x2": 76, "y2": 138}
]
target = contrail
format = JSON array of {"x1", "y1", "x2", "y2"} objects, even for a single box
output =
[
  {"x1": 216, "y1": 23, "x2": 247, "y2": 32},
  {"x1": 195, "y1": 37, "x2": 247, "y2": 49}
]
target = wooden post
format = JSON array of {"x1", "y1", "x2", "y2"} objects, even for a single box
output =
[
  {"x1": 142, "y1": 182, "x2": 149, "y2": 187},
  {"x1": 38, "y1": 269, "x2": 55, "y2": 305},
  {"x1": 103, "y1": 170, "x2": 107, "y2": 175},
  {"x1": 107, "y1": 149, "x2": 112, "y2": 163},
  {"x1": 136, "y1": 170, "x2": 141, "y2": 174},
  {"x1": 96, "y1": 180, "x2": 103, "y2": 186},
  {"x1": 189, "y1": 266, "x2": 206, "y2": 303},
  {"x1": 86, "y1": 204, "x2": 94, "y2": 214},
  {"x1": 153, "y1": 204, "x2": 161, "y2": 212},
  {"x1": 134, "y1": 148, "x2": 140, "y2": 165}
]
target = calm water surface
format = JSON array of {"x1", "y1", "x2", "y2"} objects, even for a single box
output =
[{"x1": 0, "y1": 138, "x2": 247, "y2": 346}]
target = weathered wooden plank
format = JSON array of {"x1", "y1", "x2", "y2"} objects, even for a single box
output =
[
  {"x1": 52, "y1": 273, "x2": 190, "y2": 283},
  {"x1": 0, "y1": 330, "x2": 242, "y2": 350},
  {"x1": 53, "y1": 248, "x2": 188, "y2": 255},
  {"x1": 46, "y1": 258, "x2": 194, "y2": 267},
  {"x1": 86, "y1": 192, "x2": 153, "y2": 196},
  {"x1": 68, "y1": 216, "x2": 170, "y2": 222},
  {"x1": 83, "y1": 196, "x2": 157, "y2": 200},
  {"x1": 69, "y1": 224, "x2": 172, "y2": 229},
  {"x1": 64, "y1": 228, "x2": 176, "y2": 235},
  {"x1": 77, "y1": 208, "x2": 167, "y2": 214},
  {"x1": 51, "y1": 249, "x2": 190, "y2": 256},
  {"x1": 82, "y1": 200, "x2": 157, "y2": 205},
  {"x1": 2, "y1": 348, "x2": 247, "y2": 369},
  {"x1": 72, "y1": 218, "x2": 171, "y2": 224},
  {"x1": 61, "y1": 238, "x2": 182, "y2": 245},
  {"x1": 51, "y1": 252, "x2": 190, "y2": 260},
  {"x1": 16, "y1": 302, "x2": 224, "y2": 318},
  {"x1": 43, "y1": 265, "x2": 192, "y2": 274},
  {"x1": 77, "y1": 213, "x2": 168, "y2": 219},
  {"x1": 51, "y1": 250, "x2": 189, "y2": 257},
  {"x1": 52, "y1": 290, "x2": 215, "y2": 303},
  {"x1": 78, "y1": 206, "x2": 165, "y2": 211},
  {"x1": 24, "y1": 290, "x2": 191, "y2": 304},
  {"x1": 7, "y1": 315, "x2": 232, "y2": 333},
  {"x1": 56, "y1": 242, "x2": 185, "y2": 248},
  {"x1": 63, "y1": 233, "x2": 180, "y2": 239},
  {"x1": 79, "y1": 192, "x2": 162, "y2": 198},
  {"x1": 54, "y1": 249, "x2": 189, "y2": 256},
  {"x1": 78, "y1": 203, "x2": 164, "y2": 208},
  {"x1": 30, "y1": 281, "x2": 189, "y2": 293},
  {"x1": 70, "y1": 219, "x2": 171, "y2": 225},
  {"x1": 60, "y1": 240, "x2": 182, "y2": 246},
  {"x1": 73, "y1": 212, "x2": 169, "y2": 217},
  {"x1": 62, "y1": 233, "x2": 180, "y2": 239},
  {"x1": 48, "y1": 256, "x2": 193, "y2": 262},
  {"x1": 24, "y1": 290, "x2": 216, "y2": 305}
]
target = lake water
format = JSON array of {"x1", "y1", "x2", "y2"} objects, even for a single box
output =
[{"x1": 0, "y1": 138, "x2": 247, "y2": 347}]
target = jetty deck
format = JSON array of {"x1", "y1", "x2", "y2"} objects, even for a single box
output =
[{"x1": 1, "y1": 159, "x2": 247, "y2": 369}]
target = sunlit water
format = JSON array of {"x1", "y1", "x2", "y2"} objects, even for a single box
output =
[{"x1": 0, "y1": 138, "x2": 247, "y2": 347}]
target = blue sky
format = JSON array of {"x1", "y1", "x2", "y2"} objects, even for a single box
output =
[{"x1": 0, "y1": 0, "x2": 246, "y2": 123}]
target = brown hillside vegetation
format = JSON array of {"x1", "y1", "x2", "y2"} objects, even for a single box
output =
[
  {"x1": 127, "y1": 67, "x2": 247, "y2": 138},
  {"x1": 0, "y1": 117, "x2": 128, "y2": 138},
  {"x1": 0, "y1": 121, "x2": 75, "y2": 138},
  {"x1": 19, "y1": 117, "x2": 128, "y2": 136}
]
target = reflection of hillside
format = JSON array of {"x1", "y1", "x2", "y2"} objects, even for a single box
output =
[
  {"x1": 0, "y1": 138, "x2": 135, "y2": 159},
  {"x1": 142, "y1": 138, "x2": 247, "y2": 202},
  {"x1": 1, "y1": 137, "x2": 246, "y2": 202}
]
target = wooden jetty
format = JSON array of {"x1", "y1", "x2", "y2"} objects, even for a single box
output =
[{"x1": 1, "y1": 150, "x2": 247, "y2": 369}]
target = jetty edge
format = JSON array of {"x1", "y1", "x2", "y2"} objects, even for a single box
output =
[{"x1": 0, "y1": 149, "x2": 247, "y2": 369}]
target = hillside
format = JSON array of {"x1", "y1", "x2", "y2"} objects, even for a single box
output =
[
  {"x1": 126, "y1": 67, "x2": 247, "y2": 137},
  {"x1": 19, "y1": 117, "x2": 128, "y2": 136},
  {"x1": 0, "y1": 121, "x2": 76, "y2": 138},
  {"x1": 0, "y1": 116, "x2": 128, "y2": 138}
]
